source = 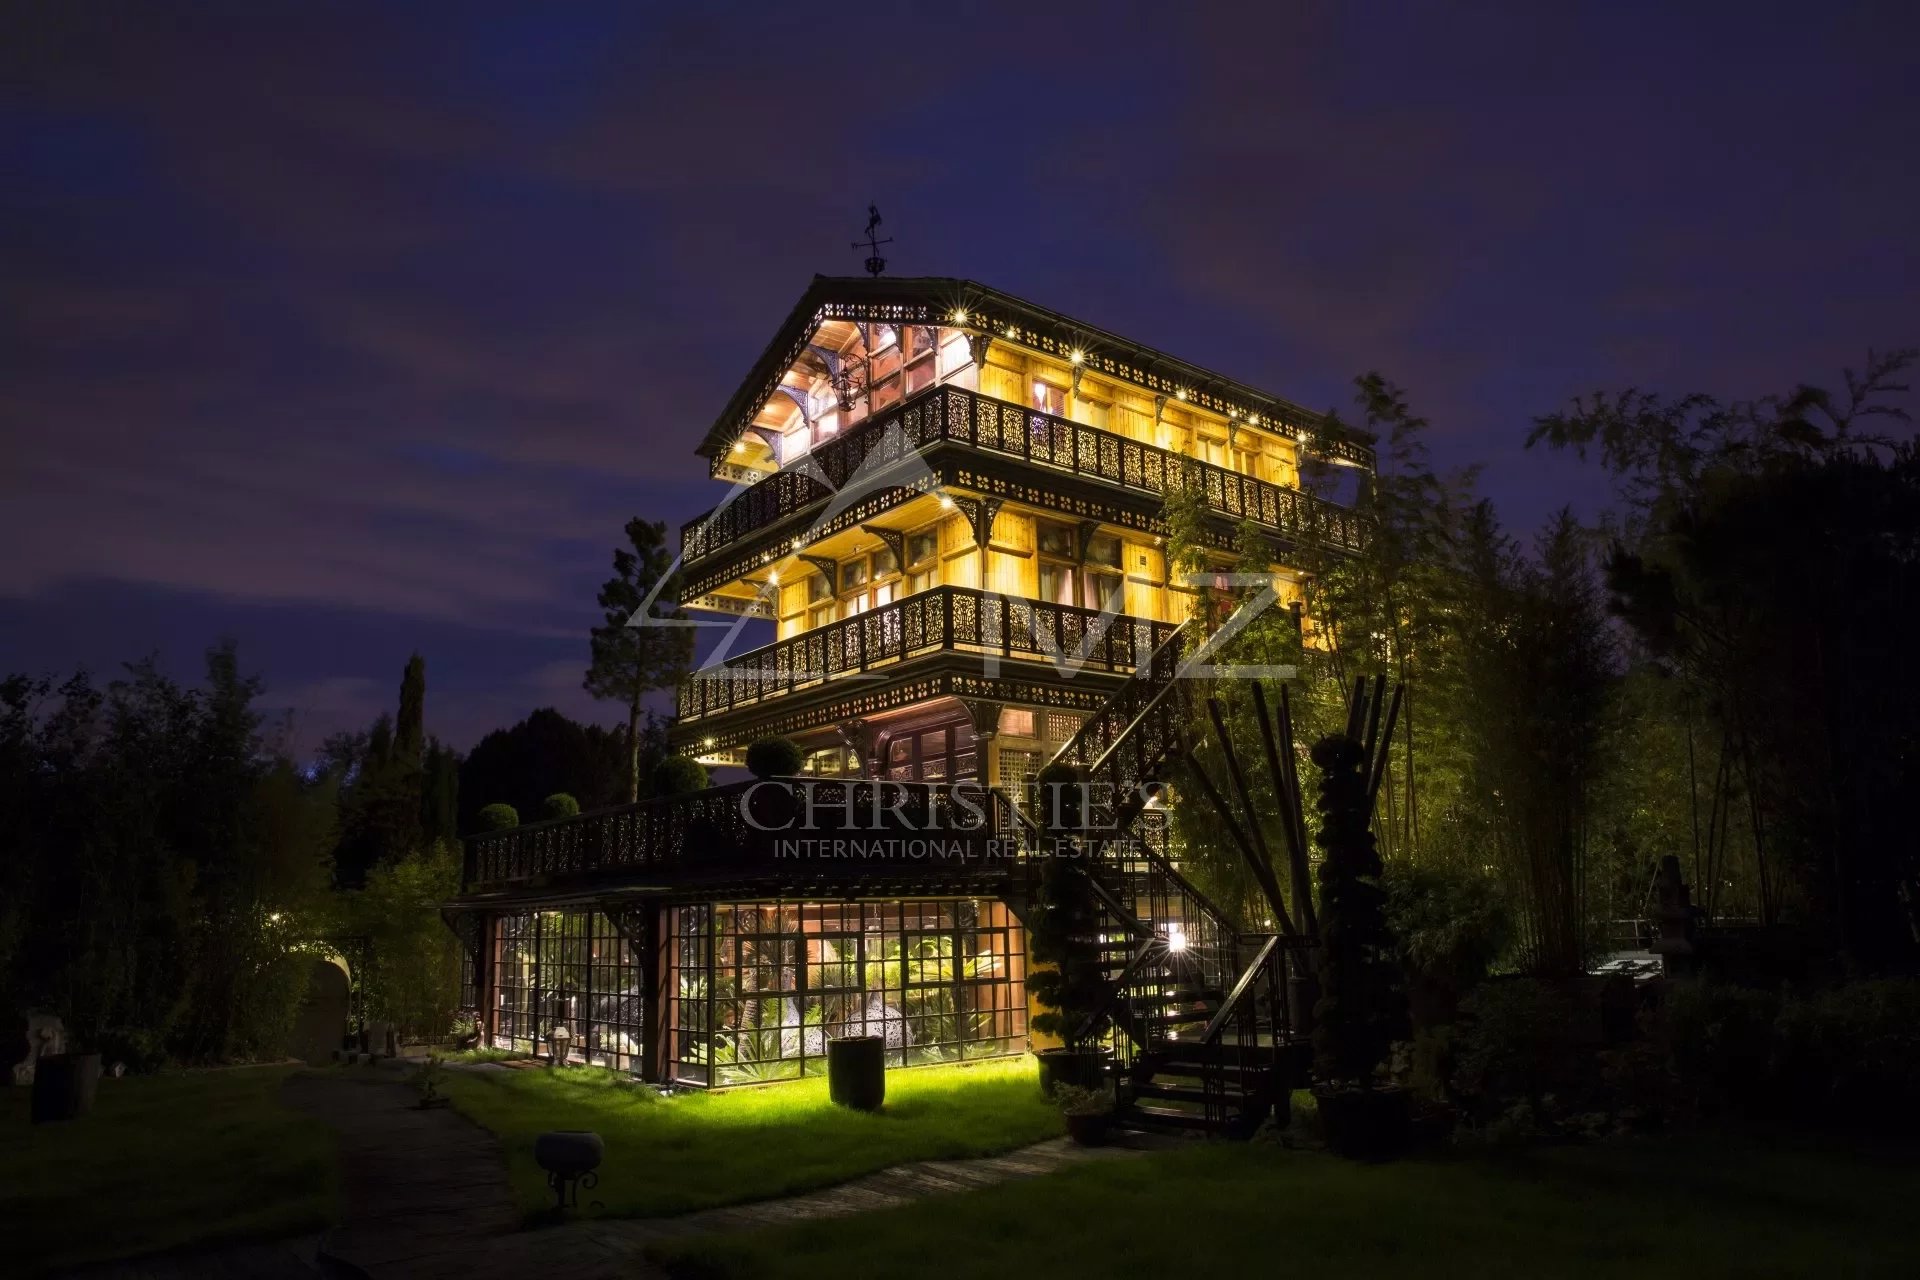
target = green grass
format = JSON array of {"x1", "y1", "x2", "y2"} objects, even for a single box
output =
[
  {"x1": 1, "y1": 1065, "x2": 339, "y2": 1274},
  {"x1": 441, "y1": 1057, "x2": 1063, "y2": 1219},
  {"x1": 655, "y1": 1130, "x2": 1920, "y2": 1279}
]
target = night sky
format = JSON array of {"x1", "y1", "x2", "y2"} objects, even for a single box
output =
[{"x1": 4, "y1": 2, "x2": 1916, "y2": 754}]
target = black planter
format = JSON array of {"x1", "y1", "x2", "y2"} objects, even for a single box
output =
[
  {"x1": 1034, "y1": 1048, "x2": 1108, "y2": 1096},
  {"x1": 1065, "y1": 1110, "x2": 1113, "y2": 1146},
  {"x1": 1314, "y1": 1085, "x2": 1410, "y2": 1160},
  {"x1": 32, "y1": 1052, "x2": 101, "y2": 1124},
  {"x1": 827, "y1": 1036, "x2": 886, "y2": 1111}
]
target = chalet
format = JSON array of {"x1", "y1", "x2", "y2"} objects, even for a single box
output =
[{"x1": 447, "y1": 277, "x2": 1372, "y2": 1133}]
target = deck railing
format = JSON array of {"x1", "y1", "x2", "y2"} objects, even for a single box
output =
[
  {"x1": 679, "y1": 384, "x2": 1369, "y2": 567},
  {"x1": 676, "y1": 585, "x2": 1176, "y2": 723},
  {"x1": 463, "y1": 779, "x2": 1036, "y2": 891}
]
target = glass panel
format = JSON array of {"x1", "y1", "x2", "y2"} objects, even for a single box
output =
[{"x1": 907, "y1": 530, "x2": 937, "y2": 565}]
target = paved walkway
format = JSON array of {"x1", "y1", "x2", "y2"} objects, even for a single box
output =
[
  {"x1": 459, "y1": 1133, "x2": 1147, "y2": 1278},
  {"x1": 69, "y1": 1067, "x2": 1153, "y2": 1279}
]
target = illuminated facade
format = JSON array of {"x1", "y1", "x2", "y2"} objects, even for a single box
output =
[{"x1": 451, "y1": 278, "x2": 1369, "y2": 1121}]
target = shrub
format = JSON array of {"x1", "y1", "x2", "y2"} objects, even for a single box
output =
[
  {"x1": 743, "y1": 738, "x2": 804, "y2": 779},
  {"x1": 477, "y1": 803, "x2": 519, "y2": 831},
  {"x1": 1384, "y1": 864, "x2": 1511, "y2": 988},
  {"x1": 1449, "y1": 978, "x2": 1585, "y2": 1122},
  {"x1": 1776, "y1": 979, "x2": 1920, "y2": 1132},
  {"x1": 651, "y1": 754, "x2": 710, "y2": 797},
  {"x1": 1660, "y1": 980, "x2": 1779, "y2": 1121},
  {"x1": 1032, "y1": 761, "x2": 1087, "y2": 837},
  {"x1": 1309, "y1": 733, "x2": 1406, "y2": 1089},
  {"x1": 542, "y1": 792, "x2": 580, "y2": 821}
]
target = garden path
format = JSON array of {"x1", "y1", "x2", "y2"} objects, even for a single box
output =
[{"x1": 69, "y1": 1067, "x2": 1153, "y2": 1279}]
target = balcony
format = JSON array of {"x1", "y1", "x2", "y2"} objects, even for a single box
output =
[
  {"x1": 678, "y1": 384, "x2": 1369, "y2": 584},
  {"x1": 461, "y1": 778, "x2": 1031, "y2": 892},
  {"x1": 677, "y1": 585, "x2": 1175, "y2": 725}
]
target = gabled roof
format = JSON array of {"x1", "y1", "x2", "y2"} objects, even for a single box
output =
[{"x1": 695, "y1": 276, "x2": 1372, "y2": 468}]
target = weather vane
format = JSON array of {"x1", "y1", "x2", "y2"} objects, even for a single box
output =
[{"x1": 852, "y1": 204, "x2": 892, "y2": 277}]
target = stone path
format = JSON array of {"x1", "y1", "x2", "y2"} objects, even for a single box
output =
[
  {"x1": 281, "y1": 1070, "x2": 521, "y2": 1280},
  {"x1": 459, "y1": 1132, "x2": 1151, "y2": 1279},
  {"x1": 68, "y1": 1067, "x2": 1155, "y2": 1279}
]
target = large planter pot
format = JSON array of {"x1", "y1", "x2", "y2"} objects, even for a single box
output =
[
  {"x1": 1034, "y1": 1048, "x2": 1108, "y2": 1097},
  {"x1": 1314, "y1": 1085, "x2": 1410, "y2": 1160},
  {"x1": 1065, "y1": 1110, "x2": 1113, "y2": 1147},
  {"x1": 31, "y1": 1052, "x2": 101, "y2": 1124},
  {"x1": 827, "y1": 1036, "x2": 886, "y2": 1111},
  {"x1": 533, "y1": 1129, "x2": 605, "y2": 1177}
]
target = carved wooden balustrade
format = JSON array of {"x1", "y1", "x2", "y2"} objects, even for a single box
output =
[
  {"x1": 676, "y1": 585, "x2": 1175, "y2": 723},
  {"x1": 463, "y1": 778, "x2": 1038, "y2": 893},
  {"x1": 679, "y1": 384, "x2": 1370, "y2": 570}
]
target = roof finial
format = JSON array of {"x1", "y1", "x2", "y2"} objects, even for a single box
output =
[{"x1": 852, "y1": 204, "x2": 892, "y2": 277}]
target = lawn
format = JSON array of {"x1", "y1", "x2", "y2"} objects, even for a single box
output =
[
  {"x1": 440, "y1": 1056, "x2": 1062, "y2": 1219},
  {"x1": 1, "y1": 1064, "x2": 340, "y2": 1274},
  {"x1": 655, "y1": 1129, "x2": 1920, "y2": 1279}
]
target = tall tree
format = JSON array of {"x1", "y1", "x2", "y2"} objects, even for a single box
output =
[
  {"x1": 585, "y1": 518, "x2": 694, "y2": 802},
  {"x1": 333, "y1": 654, "x2": 428, "y2": 885}
]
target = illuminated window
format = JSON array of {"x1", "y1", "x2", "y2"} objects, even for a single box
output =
[
  {"x1": 998, "y1": 708, "x2": 1036, "y2": 737},
  {"x1": 1031, "y1": 380, "x2": 1067, "y2": 415}
]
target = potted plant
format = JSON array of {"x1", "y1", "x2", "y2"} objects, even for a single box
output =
[
  {"x1": 1054, "y1": 1084, "x2": 1117, "y2": 1146},
  {"x1": 1028, "y1": 763, "x2": 1111, "y2": 1095},
  {"x1": 414, "y1": 1053, "x2": 453, "y2": 1109},
  {"x1": 1308, "y1": 733, "x2": 1411, "y2": 1159}
]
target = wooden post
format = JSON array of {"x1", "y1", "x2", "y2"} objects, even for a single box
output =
[{"x1": 642, "y1": 902, "x2": 669, "y2": 1084}]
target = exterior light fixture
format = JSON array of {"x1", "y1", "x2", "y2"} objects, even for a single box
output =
[
  {"x1": 951, "y1": 308, "x2": 969, "y2": 324},
  {"x1": 1166, "y1": 922, "x2": 1189, "y2": 954},
  {"x1": 768, "y1": 570, "x2": 778, "y2": 583},
  {"x1": 1069, "y1": 348, "x2": 1084, "y2": 365},
  {"x1": 1175, "y1": 388, "x2": 1189, "y2": 402},
  {"x1": 939, "y1": 496, "x2": 954, "y2": 509},
  {"x1": 733, "y1": 440, "x2": 746, "y2": 453},
  {"x1": 703, "y1": 737, "x2": 716, "y2": 749}
]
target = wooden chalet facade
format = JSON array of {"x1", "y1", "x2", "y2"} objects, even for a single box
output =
[{"x1": 449, "y1": 277, "x2": 1371, "y2": 1130}]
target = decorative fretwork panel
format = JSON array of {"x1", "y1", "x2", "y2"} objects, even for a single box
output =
[
  {"x1": 680, "y1": 385, "x2": 1370, "y2": 597},
  {"x1": 676, "y1": 586, "x2": 1175, "y2": 723}
]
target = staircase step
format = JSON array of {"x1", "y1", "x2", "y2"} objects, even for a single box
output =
[
  {"x1": 1122, "y1": 1104, "x2": 1224, "y2": 1132},
  {"x1": 1153, "y1": 1008, "x2": 1218, "y2": 1025},
  {"x1": 1128, "y1": 988, "x2": 1224, "y2": 1005},
  {"x1": 1132, "y1": 1082, "x2": 1250, "y2": 1105}
]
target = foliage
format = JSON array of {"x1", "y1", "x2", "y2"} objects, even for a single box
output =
[
  {"x1": 1383, "y1": 864, "x2": 1511, "y2": 986},
  {"x1": 0, "y1": 647, "x2": 334, "y2": 1061},
  {"x1": 542, "y1": 792, "x2": 581, "y2": 821},
  {"x1": 1051, "y1": 1083, "x2": 1115, "y2": 1116},
  {"x1": 1, "y1": 1065, "x2": 338, "y2": 1272},
  {"x1": 744, "y1": 736, "x2": 805, "y2": 779},
  {"x1": 1448, "y1": 978, "x2": 1586, "y2": 1122},
  {"x1": 1026, "y1": 765, "x2": 1103, "y2": 1050},
  {"x1": 1775, "y1": 979, "x2": 1920, "y2": 1131},
  {"x1": 1310, "y1": 733, "x2": 1406, "y2": 1087},
  {"x1": 341, "y1": 841, "x2": 463, "y2": 1040},
  {"x1": 652, "y1": 753, "x2": 710, "y2": 797},
  {"x1": 1529, "y1": 350, "x2": 1920, "y2": 970},
  {"x1": 332, "y1": 654, "x2": 428, "y2": 886},
  {"x1": 585, "y1": 517, "x2": 696, "y2": 803},
  {"x1": 458, "y1": 707, "x2": 638, "y2": 832},
  {"x1": 440, "y1": 1058, "x2": 1061, "y2": 1220},
  {"x1": 477, "y1": 802, "x2": 520, "y2": 831}
]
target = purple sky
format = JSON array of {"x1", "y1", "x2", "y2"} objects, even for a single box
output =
[{"x1": 4, "y1": 2, "x2": 1915, "y2": 754}]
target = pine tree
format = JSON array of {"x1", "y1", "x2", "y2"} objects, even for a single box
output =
[{"x1": 585, "y1": 518, "x2": 695, "y2": 803}]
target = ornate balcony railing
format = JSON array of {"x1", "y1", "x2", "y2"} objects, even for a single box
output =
[
  {"x1": 676, "y1": 585, "x2": 1175, "y2": 723},
  {"x1": 679, "y1": 384, "x2": 1370, "y2": 568},
  {"x1": 463, "y1": 778, "x2": 1033, "y2": 891}
]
